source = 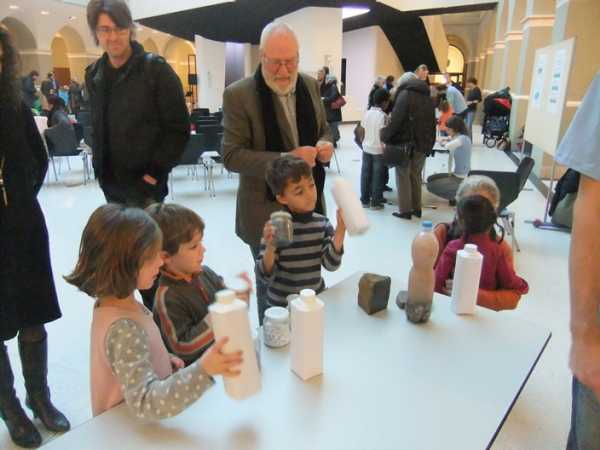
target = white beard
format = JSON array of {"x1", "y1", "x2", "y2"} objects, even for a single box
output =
[{"x1": 263, "y1": 68, "x2": 298, "y2": 96}]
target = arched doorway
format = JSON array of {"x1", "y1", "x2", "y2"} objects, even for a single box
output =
[
  {"x1": 164, "y1": 37, "x2": 196, "y2": 105},
  {"x1": 446, "y1": 45, "x2": 465, "y2": 87},
  {"x1": 50, "y1": 26, "x2": 87, "y2": 88},
  {"x1": 50, "y1": 35, "x2": 70, "y2": 87},
  {"x1": 0, "y1": 17, "x2": 38, "y2": 74}
]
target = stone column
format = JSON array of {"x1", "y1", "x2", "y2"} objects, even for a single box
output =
[{"x1": 509, "y1": 0, "x2": 555, "y2": 175}]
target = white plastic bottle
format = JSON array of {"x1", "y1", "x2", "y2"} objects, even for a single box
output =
[
  {"x1": 290, "y1": 289, "x2": 324, "y2": 380},
  {"x1": 406, "y1": 221, "x2": 439, "y2": 323},
  {"x1": 209, "y1": 289, "x2": 261, "y2": 400},
  {"x1": 450, "y1": 244, "x2": 484, "y2": 315},
  {"x1": 330, "y1": 177, "x2": 369, "y2": 235}
]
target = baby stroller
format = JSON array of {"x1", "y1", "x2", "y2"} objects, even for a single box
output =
[{"x1": 482, "y1": 87, "x2": 512, "y2": 148}]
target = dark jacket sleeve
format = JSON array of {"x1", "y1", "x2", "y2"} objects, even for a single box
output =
[
  {"x1": 322, "y1": 83, "x2": 339, "y2": 106},
  {"x1": 380, "y1": 90, "x2": 409, "y2": 144},
  {"x1": 147, "y1": 61, "x2": 190, "y2": 179},
  {"x1": 22, "y1": 104, "x2": 48, "y2": 193}
]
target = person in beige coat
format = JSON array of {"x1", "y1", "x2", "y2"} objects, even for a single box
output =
[{"x1": 222, "y1": 22, "x2": 333, "y2": 323}]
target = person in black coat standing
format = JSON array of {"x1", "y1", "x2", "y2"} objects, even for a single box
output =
[
  {"x1": 381, "y1": 72, "x2": 435, "y2": 219},
  {"x1": 0, "y1": 26, "x2": 70, "y2": 448},
  {"x1": 85, "y1": 0, "x2": 189, "y2": 208},
  {"x1": 321, "y1": 74, "x2": 343, "y2": 148}
]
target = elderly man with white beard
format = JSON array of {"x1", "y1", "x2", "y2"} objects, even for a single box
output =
[{"x1": 222, "y1": 22, "x2": 334, "y2": 323}]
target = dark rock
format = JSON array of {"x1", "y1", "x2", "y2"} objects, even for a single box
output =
[{"x1": 358, "y1": 273, "x2": 391, "y2": 315}]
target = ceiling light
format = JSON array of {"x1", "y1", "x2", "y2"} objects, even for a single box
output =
[
  {"x1": 9, "y1": 5, "x2": 20, "y2": 10},
  {"x1": 41, "y1": 11, "x2": 50, "y2": 15},
  {"x1": 342, "y1": 7, "x2": 370, "y2": 19}
]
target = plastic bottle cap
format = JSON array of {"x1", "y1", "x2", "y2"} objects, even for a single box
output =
[
  {"x1": 215, "y1": 289, "x2": 236, "y2": 305},
  {"x1": 464, "y1": 244, "x2": 478, "y2": 253},
  {"x1": 300, "y1": 289, "x2": 317, "y2": 303},
  {"x1": 421, "y1": 220, "x2": 433, "y2": 230}
]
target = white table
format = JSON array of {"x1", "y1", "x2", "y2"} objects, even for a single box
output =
[{"x1": 41, "y1": 273, "x2": 550, "y2": 450}]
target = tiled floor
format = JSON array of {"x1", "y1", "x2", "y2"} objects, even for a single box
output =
[{"x1": 1, "y1": 125, "x2": 572, "y2": 449}]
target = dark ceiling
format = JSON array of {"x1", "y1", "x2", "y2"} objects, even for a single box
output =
[{"x1": 139, "y1": 1, "x2": 496, "y2": 73}]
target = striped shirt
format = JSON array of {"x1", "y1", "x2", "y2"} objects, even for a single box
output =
[
  {"x1": 257, "y1": 212, "x2": 343, "y2": 307},
  {"x1": 153, "y1": 266, "x2": 225, "y2": 366}
]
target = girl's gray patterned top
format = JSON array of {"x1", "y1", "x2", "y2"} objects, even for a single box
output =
[{"x1": 105, "y1": 318, "x2": 214, "y2": 420}]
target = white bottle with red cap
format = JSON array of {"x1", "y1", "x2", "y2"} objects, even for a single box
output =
[{"x1": 290, "y1": 289, "x2": 324, "y2": 380}]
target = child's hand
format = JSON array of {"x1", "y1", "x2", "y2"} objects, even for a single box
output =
[
  {"x1": 200, "y1": 337, "x2": 243, "y2": 378},
  {"x1": 234, "y1": 272, "x2": 253, "y2": 304},
  {"x1": 262, "y1": 220, "x2": 276, "y2": 249},
  {"x1": 170, "y1": 355, "x2": 185, "y2": 372},
  {"x1": 336, "y1": 209, "x2": 347, "y2": 235}
]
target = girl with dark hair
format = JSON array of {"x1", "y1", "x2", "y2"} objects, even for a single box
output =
[
  {"x1": 439, "y1": 115, "x2": 472, "y2": 179},
  {"x1": 434, "y1": 195, "x2": 528, "y2": 304},
  {"x1": 0, "y1": 26, "x2": 70, "y2": 448}
]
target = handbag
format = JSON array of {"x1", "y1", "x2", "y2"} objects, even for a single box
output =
[
  {"x1": 330, "y1": 95, "x2": 346, "y2": 109},
  {"x1": 383, "y1": 114, "x2": 416, "y2": 168},
  {"x1": 353, "y1": 123, "x2": 365, "y2": 149}
]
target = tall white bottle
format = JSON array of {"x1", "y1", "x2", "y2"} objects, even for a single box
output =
[
  {"x1": 451, "y1": 244, "x2": 484, "y2": 315},
  {"x1": 330, "y1": 177, "x2": 369, "y2": 235},
  {"x1": 290, "y1": 289, "x2": 324, "y2": 380},
  {"x1": 209, "y1": 289, "x2": 261, "y2": 400}
]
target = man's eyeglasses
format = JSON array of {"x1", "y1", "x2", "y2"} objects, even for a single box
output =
[
  {"x1": 262, "y1": 56, "x2": 299, "y2": 71},
  {"x1": 96, "y1": 26, "x2": 129, "y2": 37}
]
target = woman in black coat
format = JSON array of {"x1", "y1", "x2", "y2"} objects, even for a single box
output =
[
  {"x1": 0, "y1": 26, "x2": 69, "y2": 448},
  {"x1": 321, "y1": 74, "x2": 343, "y2": 148},
  {"x1": 381, "y1": 72, "x2": 436, "y2": 219}
]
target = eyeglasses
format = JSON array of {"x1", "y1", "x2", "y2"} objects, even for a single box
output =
[
  {"x1": 262, "y1": 56, "x2": 299, "y2": 71},
  {"x1": 96, "y1": 26, "x2": 129, "y2": 37}
]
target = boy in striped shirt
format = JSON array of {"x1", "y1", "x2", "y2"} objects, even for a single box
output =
[{"x1": 258, "y1": 156, "x2": 346, "y2": 307}]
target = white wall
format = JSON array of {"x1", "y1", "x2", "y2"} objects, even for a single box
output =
[
  {"x1": 275, "y1": 7, "x2": 343, "y2": 80},
  {"x1": 342, "y1": 27, "x2": 378, "y2": 122},
  {"x1": 342, "y1": 26, "x2": 404, "y2": 122},
  {"x1": 225, "y1": 42, "x2": 245, "y2": 87},
  {"x1": 195, "y1": 35, "x2": 226, "y2": 111},
  {"x1": 130, "y1": 0, "x2": 233, "y2": 20}
]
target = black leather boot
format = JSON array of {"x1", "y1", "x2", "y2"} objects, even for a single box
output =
[
  {"x1": 0, "y1": 343, "x2": 42, "y2": 448},
  {"x1": 19, "y1": 337, "x2": 70, "y2": 433}
]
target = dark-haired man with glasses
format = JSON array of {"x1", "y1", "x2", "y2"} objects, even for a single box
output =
[
  {"x1": 222, "y1": 22, "x2": 334, "y2": 323},
  {"x1": 84, "y1": 0, "x2": 189, "y2": 208}
]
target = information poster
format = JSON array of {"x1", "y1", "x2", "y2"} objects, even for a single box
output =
[
  {"x1": 531, "y1": 54, "x2": 547, "y2": 110},
  {"x1": 547, "y1": 49, "x2": 567, "y2": 114}
]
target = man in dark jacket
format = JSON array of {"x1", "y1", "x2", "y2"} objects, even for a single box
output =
[
  {"x1": 381, "y1": 72, "x2": 435, "y2": 219},
  {"x1": 20, "y1": 70, "x2": 39, "y2": 109},
  {"x1": 85, "y1": 0, "x2": 189, "y2": 207}
]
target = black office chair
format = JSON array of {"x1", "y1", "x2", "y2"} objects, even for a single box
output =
[
  {"x1": 468, "y1": 156, "x2": 535, "y2": 252},
  {"x1": 44, "y1": 122, "x2": 91, "y2": 184}
]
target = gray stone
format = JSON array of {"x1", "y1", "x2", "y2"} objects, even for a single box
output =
[
  {"x1": 396, "y1": 290, "x2": 408, "y2": 310},
  {"x1": 358, "y1": 273, "x2": 391, "y2": 315}
]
